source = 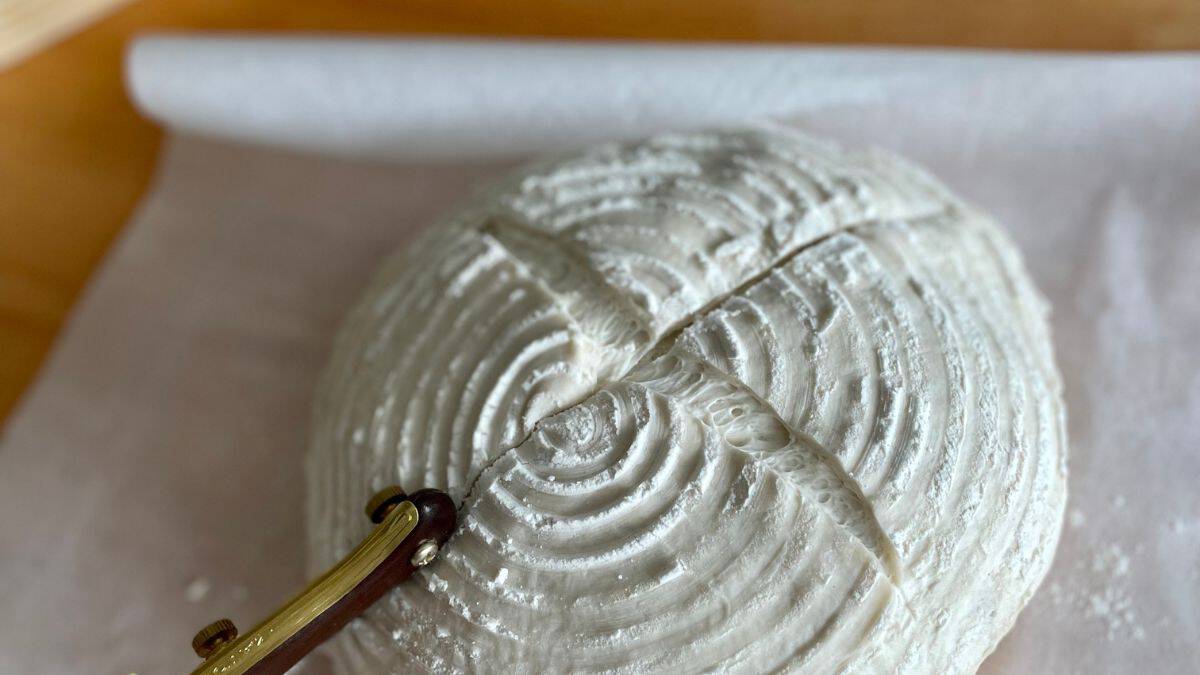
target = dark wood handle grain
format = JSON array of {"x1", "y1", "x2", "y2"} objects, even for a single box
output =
[{"x1": 243, "y1": 489, "x2": 456, "y2": 675}]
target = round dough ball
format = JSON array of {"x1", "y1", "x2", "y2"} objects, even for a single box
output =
[{"x1": 306, "y1": 128, "x2": 1067, "y2": 673}]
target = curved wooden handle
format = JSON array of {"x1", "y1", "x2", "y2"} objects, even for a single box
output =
[{"x1": 190, "y1": 488, "x2": 457, "y2": 675}]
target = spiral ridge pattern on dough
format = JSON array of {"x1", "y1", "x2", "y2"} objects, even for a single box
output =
[{"x1": 307, "y1": 128, "x2": 1066, "y2": 673}]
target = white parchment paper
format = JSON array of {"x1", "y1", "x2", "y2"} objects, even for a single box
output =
[{"x1": 1, "y1": 38, "x2": 1197, "y2": 673}]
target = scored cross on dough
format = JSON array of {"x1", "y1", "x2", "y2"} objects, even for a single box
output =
[{"x1": 306, "y1": 128, "x2": 1066, "y2": 674}]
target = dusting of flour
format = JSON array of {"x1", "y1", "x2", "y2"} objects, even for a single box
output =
[{"x1": 307, "y1": 129, "x2": 1069, "y2": 674}]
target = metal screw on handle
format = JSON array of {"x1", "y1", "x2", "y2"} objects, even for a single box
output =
[
  {"x1": 411, "y1": 539, "x2": 440, "y2": 567},
  {"x1": 192, "y1": 619, "x2": 238, "y2": 658}
]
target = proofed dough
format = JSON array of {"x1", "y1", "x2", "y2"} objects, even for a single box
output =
[{"x1": 306, "y1": 127, "x2": 1067, "y2": 673}]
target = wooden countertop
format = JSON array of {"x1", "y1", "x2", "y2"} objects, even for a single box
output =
[{"x1": 1, "y1": 0, "x2": 1197, "y2": 424}]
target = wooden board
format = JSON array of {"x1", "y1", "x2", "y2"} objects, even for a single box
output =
[
  {"x1": 0, "y1": 0, "x2": 132, "y2": 68},
  {"x1": 2, "y1": 0, "x2": 1198, "y2": 424}
]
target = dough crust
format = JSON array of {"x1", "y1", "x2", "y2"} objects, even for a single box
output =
[{"x1": 307, "y1": 128, "x2": 1067, "y2": 673}]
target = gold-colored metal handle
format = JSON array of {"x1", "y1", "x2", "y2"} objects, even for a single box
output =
[{"x1": 189, "y1": 487, "x2": 457, "y2": 675}]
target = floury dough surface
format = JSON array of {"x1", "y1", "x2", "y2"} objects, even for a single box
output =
[{"x1": 306, "y1": 128, "x2": 1067, "y2": 673}]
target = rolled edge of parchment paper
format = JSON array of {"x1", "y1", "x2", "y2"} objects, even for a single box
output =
[{"x1": 124, "y1": 36, "x2": 1056, "y2": 161}]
